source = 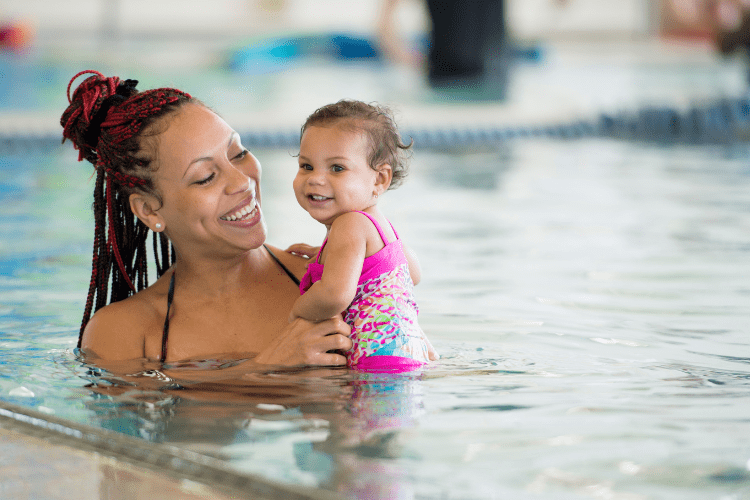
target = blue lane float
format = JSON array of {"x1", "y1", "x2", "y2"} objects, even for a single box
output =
[
  {"x1": 252, "y1": 97, "x2": 750, "y2": 148},
  {"x1": 3, "y1": 96, "x2": 750, "y2": 153},
  {"x1": 597, "y1": 96, "x2": 750, "y2": 144}
]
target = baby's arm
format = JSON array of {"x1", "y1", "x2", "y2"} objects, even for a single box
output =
[
  {"x1": 402, "y1": 243, "x2": 421, "y2": 285},
  {"x1": 291, "y1": 213, "x2": 369, "y2": 322}
]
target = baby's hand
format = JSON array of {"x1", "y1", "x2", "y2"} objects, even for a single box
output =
[
  {"x1": 424, "y1": 334, "x2": 440, "y2": 361},
  {"x1": 285, "y1": 243, "x2": 320, "y2": 260}
]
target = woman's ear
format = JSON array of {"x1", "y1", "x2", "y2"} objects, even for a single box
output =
[
  {"x1": 374, "y1": 163, "x2": 393, "y2": 196},
  {"x1": 129, "y1": 192, "x2": 165, "y2": 232}
]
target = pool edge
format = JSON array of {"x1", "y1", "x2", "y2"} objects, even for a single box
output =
[{"x1": 0, "y1": 399, "x2": 343, "y2": 500}]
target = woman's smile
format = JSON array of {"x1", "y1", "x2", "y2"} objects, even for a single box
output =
[{"x1": 219, "y1": 195, "x2": 260, "y2": 224}]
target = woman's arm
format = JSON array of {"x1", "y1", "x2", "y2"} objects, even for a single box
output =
[
  {"x1": 82, "y1": 316, "x2": 353, "y2": 395},
  {"x1": 285, "y1": 243, "x2": 320, "y2": 259},
  {"x1": 81, "y1": 290, "x2": 353, "y2": 367},
  {"x1": 290, "y1": 213, "x2": 369, "y2": 322},
  {"x1": 254, "y1": 316, "x2": 352, "y2": 366},
  {"x1": 83, "y1": 313, "x2": 352, "y2": 379}
]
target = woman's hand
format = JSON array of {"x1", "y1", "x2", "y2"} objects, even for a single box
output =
[
  {"x1": 254, "y1": 317, "x2": 352, "y2": 366},
  {"x1": 285, "y1": 243, "x2": 320, "y2": 260}
]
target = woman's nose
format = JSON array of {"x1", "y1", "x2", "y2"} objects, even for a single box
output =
[{"x1": 226, "y1": 165, "x2": 253, "y2": 195}]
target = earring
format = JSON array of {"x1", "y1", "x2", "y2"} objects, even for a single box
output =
[
  {"x1": 373, "y1": 193, "x2": 379, "y2": 199},
  {"x1": 155, "y1": 223, "x2": 162, "y2": 230}
]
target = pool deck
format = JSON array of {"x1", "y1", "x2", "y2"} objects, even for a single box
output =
[
  {"x1": 0, "y1": 401, "x2": 342, "y2": 500},
  {"x1": 0, "y1": 428, "x2": 229, "y2": 500}
]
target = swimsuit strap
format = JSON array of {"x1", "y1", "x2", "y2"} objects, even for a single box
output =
[
  {"x1": 160, "y1": 246, "x2": 300, "y2": 363},
  {"x1": 389, "y1": 220, "x2": 400, "y2": 240},
  {"x1": 264, "y1": 244, "x2": 301, "y2": 286},
  {"x1": 314, "y1": 238, "x2": 328, "y2": 264},
  {"x1": 353, "y1": 211, "x2": 398, "y2": 244},
  {"x1": 161, "y1": 271, "x2": 175, "y2": 363}
]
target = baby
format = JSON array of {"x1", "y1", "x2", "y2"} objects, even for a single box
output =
[{"x1": 289, "y1": 100, "x2": 436, "y2": 372}]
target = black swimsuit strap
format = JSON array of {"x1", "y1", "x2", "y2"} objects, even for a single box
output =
[
  {"x1": 264, "y1": 244, "x2": 301, "y2": 286},
  {"x1": 161, "y1": 271, "x2": 176, "y2": 363},
  {"x1": 160, "y1": 246, "x2": 299, "y2": 363}
]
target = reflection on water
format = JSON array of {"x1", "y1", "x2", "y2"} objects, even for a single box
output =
[
  {"x1": 1, "y1": 139, "x2": 750, "y2": 499},
  {"x1": 80, "y1": 363, "x2": 426, "y2": 496}
]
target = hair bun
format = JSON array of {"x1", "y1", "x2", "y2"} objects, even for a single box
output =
[{"x1": 60, "y1": 70, "x2": 122, "y2": 163}]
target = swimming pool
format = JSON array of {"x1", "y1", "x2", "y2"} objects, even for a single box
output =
[{"x1": 1, "y1": 124, "x2": 749, "y2": 498}]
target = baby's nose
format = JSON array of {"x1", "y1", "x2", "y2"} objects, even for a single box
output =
[{"x1": 307, "y1": 171, "x2": 326, "y2": 184}]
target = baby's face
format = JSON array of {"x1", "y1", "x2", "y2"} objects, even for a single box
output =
[{"x1": 294, "y1": 124, "x2": 380, "y2": 227}]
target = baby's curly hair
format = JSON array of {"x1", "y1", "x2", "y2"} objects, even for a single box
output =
[{"x1": 301, "y1": 100, "x2": 412, "y2": 189}]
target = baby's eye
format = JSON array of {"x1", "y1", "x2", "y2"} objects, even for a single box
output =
[
  {"x1": 331, "y1": 164, "x2": 345, "y2": 172},
  {"x1": 194, "y1": 172, "x2": 215, "y2": 185}
]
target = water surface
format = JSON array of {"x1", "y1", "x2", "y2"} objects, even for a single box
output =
[{"x1": 1, "y1": 139, "x2": 749, "y2": 499}]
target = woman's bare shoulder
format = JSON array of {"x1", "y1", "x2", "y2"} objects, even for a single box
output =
[
  {"x1": 80, "y1": 281, "x2": 167, "y2": 360},
  {"x1": 266, "y1": 244, "x2": 310, "y2": 279}
]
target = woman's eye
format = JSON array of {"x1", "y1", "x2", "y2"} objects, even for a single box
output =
[
  {"x1": 300, "y1": 163, "x2": 313, "y2": 171},
  {"x1": 233, "y1": 149, "x2": 249, "y2": 161},
  {"x1": 195, "y1": 172, "x2": 215, "y2": 185}
]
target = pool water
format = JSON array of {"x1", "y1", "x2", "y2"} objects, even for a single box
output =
[{"x1": 1, "y1": 133, "x2": 749, "y2": 498}]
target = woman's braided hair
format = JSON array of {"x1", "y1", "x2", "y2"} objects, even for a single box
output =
[
  {"x1": 301, "y1": 100, "x2": 412, "y2": 189},
  {"x1": 61, "y1": 70, "x2": 193, "y2": 345}
]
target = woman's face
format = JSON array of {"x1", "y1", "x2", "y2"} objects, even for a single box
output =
[{"x1": 148, "y1": 103, "x2": 266, "y2": 257}]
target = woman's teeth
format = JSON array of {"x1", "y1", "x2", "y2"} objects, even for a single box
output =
[
  {"x1": 310, "y1": 195, "x2": 329, "y2": 201},
  {"x1": 220, "y1": 200, "x2": 258, "y2": 221}
]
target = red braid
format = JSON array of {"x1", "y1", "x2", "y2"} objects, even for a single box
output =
[
  {"x1": 106, "y1": 177, "x2": 136, "y2": 292},
  {"x1": 62, "y1": 70, "x2": 120, "y2": 161},
  {"x1": 61, "y1": 70, "x2": 193, "y2": 344}
]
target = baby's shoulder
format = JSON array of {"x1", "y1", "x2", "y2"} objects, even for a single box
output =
[
  {"x1": 330, "y1": 211, "x2": 390, "y2": 254},
  {"x1": 331, "y1": 211, "x2": 377, "y2": 232}
]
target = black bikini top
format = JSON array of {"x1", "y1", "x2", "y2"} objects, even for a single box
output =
[{"x1": 160, "y1": 245, "x2": 301, "y2": 363}]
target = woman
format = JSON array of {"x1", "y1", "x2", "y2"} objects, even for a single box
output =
[{"x1": 61, "y1": 70, "x2": 352, "y2": 367}]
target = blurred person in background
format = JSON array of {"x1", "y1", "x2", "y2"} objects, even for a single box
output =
[
  {"x1": 661, "y1": 0, "x2": 750, "y2": 54},
  {"x1": 378, "y1": 0, "x2": 508, "y2": 99}
]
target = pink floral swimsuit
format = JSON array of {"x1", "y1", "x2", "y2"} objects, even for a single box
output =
[{"x1": 299, "y1": 211, "x2": 431, "y2": 372}]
